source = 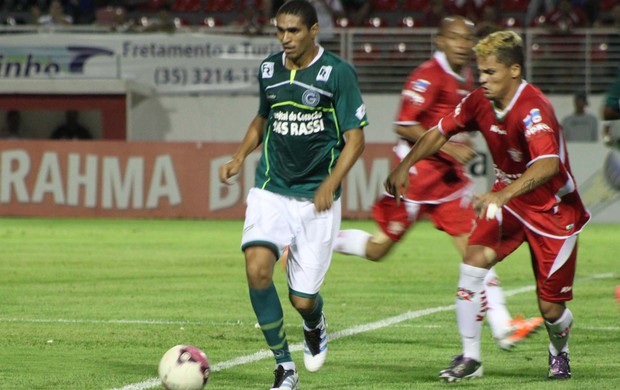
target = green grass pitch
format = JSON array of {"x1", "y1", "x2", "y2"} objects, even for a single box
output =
[{"x1": 0, "y1": 218, "x2": 618, "y2": 389}]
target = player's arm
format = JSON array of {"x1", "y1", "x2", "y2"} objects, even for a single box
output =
[
  {"x1": 314, "y1": 128, "x2": 365, "y2": 212},
  {"x1": 396, "y1": 123, "x2": 475, "y2": 165},
  {"x1": 219, "y1": 115, "x2": 266, "y2": 184},
  {"x1": 384, "y1": 127, "x2": 448, "y2": 202},
  {"x1": 476, "y1": 156, "x2": 559, "y2": 218}
]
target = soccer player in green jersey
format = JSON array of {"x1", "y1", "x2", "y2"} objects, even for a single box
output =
[{"x1": 219, "y1": 1, "x2": 367, "y2": 389}]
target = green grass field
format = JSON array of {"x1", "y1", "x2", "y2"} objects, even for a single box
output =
[{"x1": 0, "y1": 218, "x2": 618, "y2": 389}]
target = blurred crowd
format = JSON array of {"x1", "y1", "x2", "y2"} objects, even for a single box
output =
[{"x1": 0, "y1": 0, "x2": 617, "y2": 34}]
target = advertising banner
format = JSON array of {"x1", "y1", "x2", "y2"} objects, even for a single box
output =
[
  {"x1": 1, "y1": 141, "x2": 618, "y2": 222},
  {"x1": 0, "y1": 33, "x2": 280, "y2": 94}
]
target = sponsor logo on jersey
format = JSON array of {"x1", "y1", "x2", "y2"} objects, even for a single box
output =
[
  {"x1": 355, "y1": 104, "x2": 366, "y2": 120},
  {"x1": 302, "y1": 90, "x2": 320, "y2": 107},
  {"x1": 523, "y1": 108, "x2": 543, "y2": 127},
  {"x1": 261, "y1": 62, "x2": 274, "y2": 78},
  {"x1": 272, "y1": 111, "x2": 326, "y2": 136},
  {"x1": 402, "y1": 90, "x2": 425, "y2": 105},
  {"x1": 412, "y1": 79, "x2": 430, "y2": 92},
  {"x1": 508, "y1": 148, "x2": 523, "y2": 162},
  {"x1": 490, "y1": 125, "x2": 507, "y2": 135},
  {"x1": 525, "y1": 122, "x2": 553, "y2": 137},
  {"x1": 317, "y1": 65, "x2": 332, "y2": 82}
]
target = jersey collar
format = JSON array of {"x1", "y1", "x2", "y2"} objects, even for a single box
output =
[
  {"x1": 434, "y1": 51, "x2": 465, "y2": 83},
  {"x1": 493, "y1": 80, "x2": 528, "y2": 120},
  {"x1": 280, "y1": 45, "x2": 324, "y2": 69}
]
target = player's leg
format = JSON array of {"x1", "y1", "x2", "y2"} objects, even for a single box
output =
[
  {"x1": 241, "y1": 189, "x2": 298, "y2": 389},
  {"x1": 439, "y1": 212, "x2": 524, "y2": 382},
  {"x1": 334, "y1": 195, "x2": 417, "y2": 261},
  {"x1": 288, "y1": 197, "x2": 341, "y2": 373},
  {"x1": 528, "y1": 232, "x2": 578, "y2": 380}
]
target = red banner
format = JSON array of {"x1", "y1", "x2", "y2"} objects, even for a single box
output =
[{"x1": 0, "y1": 141, "x2": 394, "y2": 219}]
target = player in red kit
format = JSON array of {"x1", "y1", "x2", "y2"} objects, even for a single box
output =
[
  {"x1": 335, "y1": 16, "x2": 542, "y2": 350},
  {"x1": 385, "y1": 30, "x2": 590, "y2": 382}
]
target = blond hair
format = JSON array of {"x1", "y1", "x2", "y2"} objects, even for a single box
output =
[{"x1": 473, "y1": 30, "x2": 524, "y2": 68}]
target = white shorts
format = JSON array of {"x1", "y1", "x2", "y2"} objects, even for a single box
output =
[{"x1": 241, "y1": 188, "x2": 341, "y2": 297}]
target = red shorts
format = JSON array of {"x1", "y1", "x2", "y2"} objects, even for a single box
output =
[
  {"x1": 469, "y1": 210, "x2": 578, "y2": 302},
  {"x1": 372, "y1": 195, "x2": 474, "y2": 242}
]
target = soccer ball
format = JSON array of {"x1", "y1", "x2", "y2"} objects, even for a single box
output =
[{"x1": 158, "y1": 345, "x2": 210, "y2": 390}]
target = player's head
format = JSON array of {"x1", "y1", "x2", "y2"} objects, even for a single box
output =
[
  {"x1": 473, "y1": 30, "x2": 524, "y2": 106},
  {"x1": 275, "y1": 0, "x2": 319, "y2": 63},
  {"x1": 436, "y1": 16, "x2": 475, "y2": 72}
]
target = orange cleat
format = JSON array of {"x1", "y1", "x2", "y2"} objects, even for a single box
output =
[{"x1": 497, "y1": 315, "x2": 544, "y2": 350}]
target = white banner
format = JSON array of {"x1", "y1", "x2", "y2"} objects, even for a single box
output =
[{"x1": 0, "y1": 33, "x2": 281, "y2": 94}]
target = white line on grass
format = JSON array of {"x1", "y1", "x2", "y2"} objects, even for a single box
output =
[
  {"x1": 0, "y1": 318, "x2": 199, "y2": 325},
  {"x1": 104, "y1": 272, "x2": 610, "y2": 390}
]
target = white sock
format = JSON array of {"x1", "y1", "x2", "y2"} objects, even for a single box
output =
[
  {"x1": 457, "y1": 263, "x2": 488, "y2": 362},
  {"x1": 333, "y1": 229, "x2": 371, "y2": 258},
  {"x1": 484, "y1": 267, "x2": 513, "y2": 339},
  {"x1": 545, "y1": 308, "x2": 573, "y2": 355}
]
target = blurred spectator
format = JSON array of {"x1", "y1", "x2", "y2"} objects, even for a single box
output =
[
  {"x1": 65, "y1": 0, "x2": 96, "y2": 24},
  {"x1": 576, "y1": 0, "x2": 599, "y2": 26},
  {"x1": 341, "y1": 0, "x2": 370, "y2": 26},
  {"x1": 107, "y1": 7, "x2": 136, "y2": 32},
  {"x1": 475, "y1": 5, "x2": 501, "y2": 37},
  {"x1": 50, "y1": 111, "x2": 93, "y2": 140},
  {"x1": 0, "y1": 110, "x2": 26, "y2": 139},
  {"x1": 603, "y1": 66, "x2": 620, "y2": 146},
  {"x1": 445, "y1": 0, "x2": 494, "y2": 23},
  {"x1": 526, "y1": 0, "x2": 558, "y2": 26},
  {"x1": 308, "y1": 0, "x2": 345, "y2": 40},
  {"x1": 423, "y1": 0, "x2": 449, "y2": 27},
  {"x1": 594, "y1": 3, "x2": 620, "y2": 27},
  {"x1": 38, "y1": 0, "x2": 73, "y2": 26},
  {"x1": 561, "y1": 91, "x2": 598, "y2": 142},
  {"x1": 141, "y1": 4, "x2": 176, "y2": 33},
  {"x1": 542, "y1": 0, "x2": 588, "y2": 31},
  {"x1": 232, "y1": 3, "x2": 268, "y2": 35},
  {"x1": 29, "y1": 3, "x2": 42, "y2": 24}
]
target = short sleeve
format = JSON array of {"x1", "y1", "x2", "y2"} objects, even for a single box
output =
[{"x1": 333, "y1": 62, "x2": 369, "y2": 131}]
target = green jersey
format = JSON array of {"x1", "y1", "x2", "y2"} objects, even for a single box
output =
[{"x1": 255, "y1": 47, "x2": 368, "y2": 199}]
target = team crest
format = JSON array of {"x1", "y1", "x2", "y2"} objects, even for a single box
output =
[
  {"x1": 317, "y1": 66, "x2": 332, "y2": 82},
  {"x1": 261, "y1": 62, "x2": 274, "y2": 78},
  {"x1": 302, "y1": 90, "x2": 320, "y2": 107}
]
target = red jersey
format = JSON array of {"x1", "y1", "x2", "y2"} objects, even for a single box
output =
[
  {"x1": 439, "y1": 81, "x2": 590, "y2": 238},
  {"x1": 394, "y1": 51, "x2": 474, "y2": 202}
]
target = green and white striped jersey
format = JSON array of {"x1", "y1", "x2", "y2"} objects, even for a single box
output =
[{"x1": 255, "y1": 46, "x2": 368, "y2": 199}]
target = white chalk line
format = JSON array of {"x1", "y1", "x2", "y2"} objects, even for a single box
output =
[{"x1": 110, "y1": 272, "x2": 615, "y2": 390}]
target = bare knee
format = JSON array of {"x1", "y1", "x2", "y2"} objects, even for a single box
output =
[
  {"x1": 244, "y1": 246, "x2": 276, "y2": 289},
  {"x1": 538, "y1": 299, "x2": 566, "y2": 322},
  {"x1": 289, "y1": 295, "x2": 315, "y2": 313}
]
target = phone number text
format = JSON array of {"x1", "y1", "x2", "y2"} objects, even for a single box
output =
[{"x1": 154, "y1": 67, "x2": 258, "y2": 86}]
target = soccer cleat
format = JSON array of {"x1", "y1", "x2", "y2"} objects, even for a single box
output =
[
  {"x1": 439, "y1": 356, "x2": 483, "y2": 383},
  {"x1": 497, "y1": 315, "x2": 544, "y2": 350},
  {"x1": 303, "y1": 313, "x2": 328, "y2": 372},
  {"x1": 548, "y1": 352, "x2": 571, "y2": 380},
  {"x1": 270, "y1": 365, "x2": 299, "y2": 390},
  {"x1": 438, "y1": 354, "x2": 463, "y2": 376}
]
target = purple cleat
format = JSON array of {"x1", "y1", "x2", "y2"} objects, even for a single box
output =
[
  {"x1": 548, "y1": 352, "x2": 571, "y2": 380},
  {"x1": 439, "y1": 355, "x2": 483, "y2": 382}
]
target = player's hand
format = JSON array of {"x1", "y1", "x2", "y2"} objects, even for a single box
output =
[
  {"x1": 314, "y1": 181, "x2": 335, "y2": 212},
  {"x1": 384, "y1": 165, "x2": 409, "y2": 205},
  {"x1": 473, "y1": 192, "x2": 506, "y2": 220},
  {"x1": 441, "y1": 142, "x2": 477, "y2": 164},
  {"x1": 219, "y1": 158, "x2": 243, "y2": 185}
]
